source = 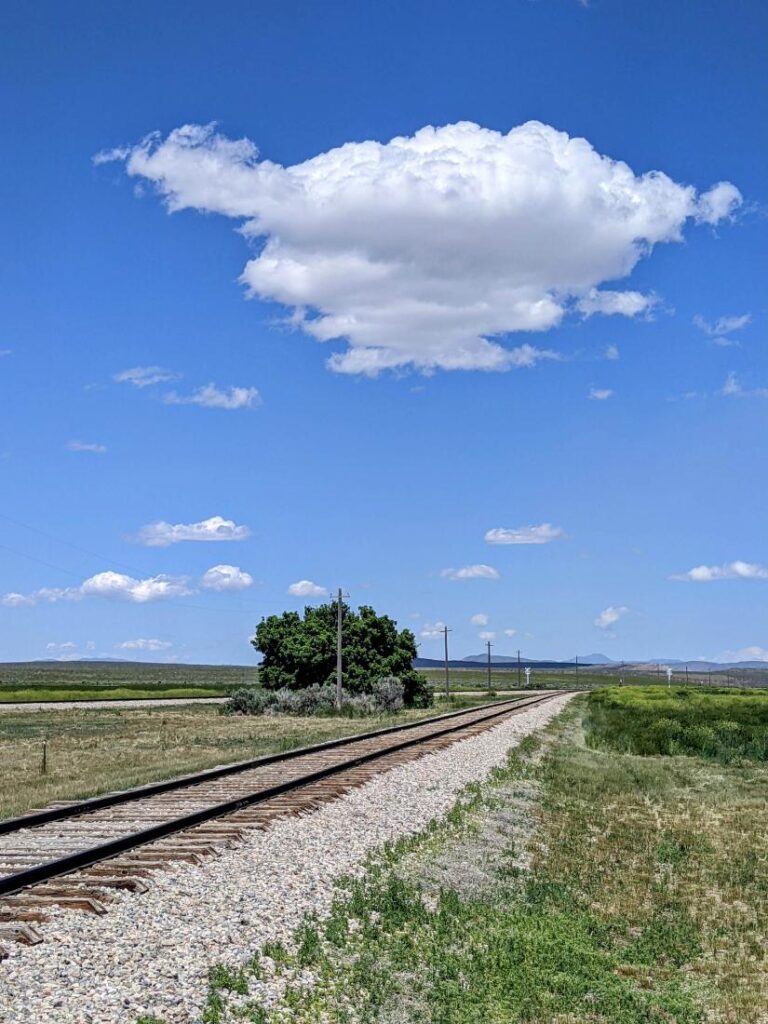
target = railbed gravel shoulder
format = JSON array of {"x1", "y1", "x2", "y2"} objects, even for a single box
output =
[{"x1": 0, "y1": 694, "x2": 572, "y2": 1024}]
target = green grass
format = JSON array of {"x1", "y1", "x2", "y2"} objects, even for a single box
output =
[
  {"x1": 586, "y1": 685, "x2": 768, "y2": 761},
  {"x1": 197, "y1": 698, "x2": 768, "y2": 1023},
  {"x1": 0, "y1": 685, "x2": 227, "y2": 703},
  {"x1": 0, "y1": 660, "x2": 256, "y2": 699}
]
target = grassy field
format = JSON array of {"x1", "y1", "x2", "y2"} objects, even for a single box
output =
[
  {"x1": 202, "y1": 693, "x2": 768, "y2": 1022},
  {"x1": 3, "y1": 661, "x2": 763, "y2": 704},
  {"x1": 0, "y1": 660, "x2": 257, "y2": 702},
  {"x1": 422, "y1": 666, "x2": 768, "y2": 692},
  {"x1": 587, "y1": 685, "x2": 768, "y2": 760},
  {"x1": 421, "y1": 666, "x2": 617, "y2": 690},
  {"x1": 0, "y1": 694, "x2": 495, "y2": 821}
]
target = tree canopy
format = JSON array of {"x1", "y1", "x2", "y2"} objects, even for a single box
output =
[{"x1": 252, "y1": 602, "x2": 431, "y2": 707}]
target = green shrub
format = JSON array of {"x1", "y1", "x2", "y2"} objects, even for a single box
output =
[
  {"x1": 585, "y1": 686, "x2": 768, "y2": 762},
  {"x1": 222, "y1": 678, "x2": 406, "y2": 717}
]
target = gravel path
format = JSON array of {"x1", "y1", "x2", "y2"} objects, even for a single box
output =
[
  {"x1": 0, "y1": 694, "x2": 572, "y2": 1024},
  {"x1": 0, "y1": 697, "x2": 227, "y2": 712}
]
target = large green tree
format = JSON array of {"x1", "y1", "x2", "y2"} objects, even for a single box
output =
[{"x1": 252, "y1": 602, "x2": 431, "y2": 707}]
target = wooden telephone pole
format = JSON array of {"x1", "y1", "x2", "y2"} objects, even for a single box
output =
[
  {"x1": 336, "y1": 587, "x2": 343, "y2": 710},
  {"x1": 443, "y1": 624, "x2": 452, "y2": 699},
  {"x1": 486, "y1": 640, "x2": 493, "y2": 694}
]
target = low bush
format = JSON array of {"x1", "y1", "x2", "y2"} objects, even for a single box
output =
[
  {"x1": 585, "y1": 685, "x2": 768, "y2": 762},
  {"x1": 223, "y1": 676, "x2": 406, "y2": 718}
]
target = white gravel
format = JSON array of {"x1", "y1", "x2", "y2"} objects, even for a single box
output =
[{"x1": 0, "y1": 694, "x2": 572, "y2": 1024}]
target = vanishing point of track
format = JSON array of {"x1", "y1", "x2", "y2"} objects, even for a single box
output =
[{"x1": 0, "y1": 692, "x2": 563, "y2": 951}]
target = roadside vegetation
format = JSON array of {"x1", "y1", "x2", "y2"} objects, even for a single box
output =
[
  {"x1": 0, "y1": 695, "x2": 491, "y2": 821},
  {"x1": 586, "y1": 685, "x2": 768, "y2": 760},
  {"x1": 223, "y1": 677, "x2": 407, "y2": 717},
  {"x1": 199, "y1": 692, "x2": 768, "y2": 1023}
]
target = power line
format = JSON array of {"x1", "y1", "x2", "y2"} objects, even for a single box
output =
[{"x1": 443, "y1": 624, "x2": 452, "y2": 699}]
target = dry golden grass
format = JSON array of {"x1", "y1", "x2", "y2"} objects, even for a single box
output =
[{"x1": 0, "y1": 701, "x2": 467, "y2": 820}]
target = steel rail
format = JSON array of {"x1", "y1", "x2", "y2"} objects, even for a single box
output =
[
  {"x1": 0, "y1": 692, "x2": 548, "y2": 837},
  {"x1": 0, "y1": 692, "x2": 560, "y2": 898}
]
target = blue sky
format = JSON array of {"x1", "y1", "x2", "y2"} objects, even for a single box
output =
[{"x1": 1, "y1": 0, "x2": 766, "y2": 665}]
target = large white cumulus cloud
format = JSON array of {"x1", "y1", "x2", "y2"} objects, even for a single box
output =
[{"x1": 106, "y1": 121, "x2": 741, "y2": 374}]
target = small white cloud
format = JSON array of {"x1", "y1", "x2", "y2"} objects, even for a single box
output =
[
  {"x1": 117, "y1": 638, "x2": 173, "y2": 652},
  {"x1": 2, "y1": 592, "x2": 35, "y2": 607},
  {"x1": 673, "y1": 561, "x2": 768, "y2": 582},
  {"x1": 80, "y1": 571, "x2": 192, "y2": 602},
  {"x1": 503, "y1": 628, "x2": 518, "y2": 638},
  {"x1": 594, "y1": 605, "x2": 629, "y2": 629},
  {"x1": 420, "y1": 621, "x2": 447, "y2": 640},
  {"x1": 441, "y1": 564, "x2": 500, "y2": 580},
  {"x1": 3, "y1": 587, "x2": 77, "y2": 607},
  {"x1": 693, "y1": 313, "x2": 751, "y2": 337},
  {"x1": 589, "y1": 388, "x2": 614, "y2": 401},
  {"x1": 485, "y1": 524, "x2": 563, "y2": 545},
  {"x1": 695, "y1": 181, "x2": 743, "y2": 225},
  {"x1": 470, "y1": 613, "x2": 489, "y2": 626},
  {"x1": 605, "y1": 345, "x2": 619, "y2": 361},
  {"x1": 577, "y1": 289, "x2": 656, "y2": 318},
  {"x1": 93, "y1": 145, "x2": 131, "y2": 165},
  {"x1": 164, "y1": 384, "x2": 260, "y2": 410},
  {"x1": 3, "y1": 569, "x2": 201, "y2": 606},
  {"x1": 135, "y1": 515, "x2": 250, "y2": 547},
  {"x1": 721, "y1": 372, "x2": 768, "y2": 399},
  {"x1": 200, "y1": 564, "x2": 253, "y2": 592},
  {"x1": 67, "y1": 441, "x2": 107, "y2": 454},
  {"x1": 114, "y1": 365, "x2": 179, "y2": 388},
  {"x1": 288, "y1": 579, "x2": 326, "y2": 597},
  {"x1": 479, "y1": 630, "x2": 496, "y2": 641}
]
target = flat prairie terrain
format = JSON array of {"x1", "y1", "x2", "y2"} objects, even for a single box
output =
[
  {"x1": 0, "y1": 660, "x2": 255, "y2": 702},
  {"x1": 0, "y1": 695, "x2": 491, "y2": 820}
]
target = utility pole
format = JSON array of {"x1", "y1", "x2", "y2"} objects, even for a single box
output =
[
  {"x1": 685, "y1": 663, "x2": 689, "y2": 687},
  {"x1": 443, "y1": 625, "x2": 451, "y2": 699},
  {"x1": 486, "y1": 639, "x2": 493, "y2": 695},
  {"x1": 336, "y1": 587, "x2": 343, "y2": 710},
  {"x1": 575, "y1": 655, "x2": 579, "y2": 684},
  {"x1": 517, "y1": 649, "x2": 522, "y2": 689}
]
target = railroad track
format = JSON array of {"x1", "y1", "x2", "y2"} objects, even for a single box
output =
[{"x1": 0, "y1": 692, "x2": 563, "y2": 952}]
